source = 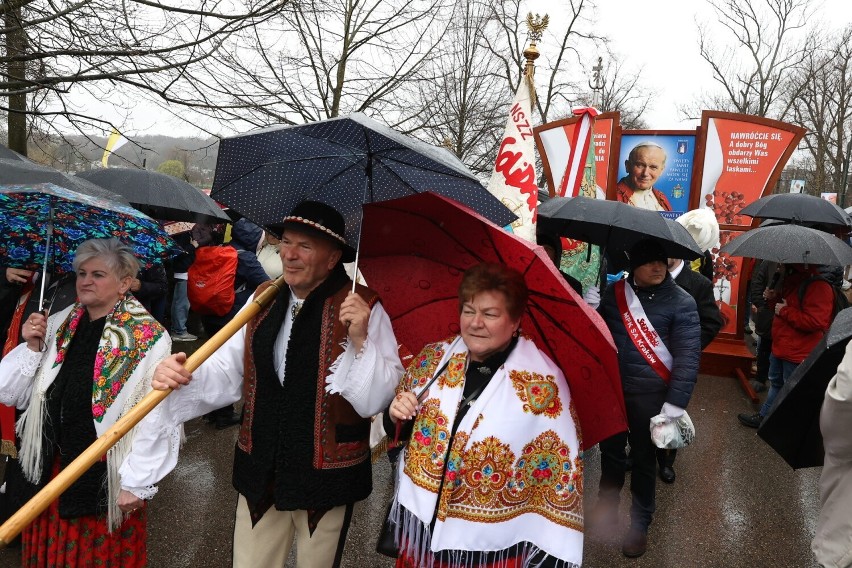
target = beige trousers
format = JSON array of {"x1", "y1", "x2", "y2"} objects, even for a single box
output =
[{"x1": 232, "y1": 495, "x2": 352, "y2": 568}]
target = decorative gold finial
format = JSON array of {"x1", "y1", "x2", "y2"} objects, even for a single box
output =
[
  {"x1": 523, "y1": 13, "x2": 548, "y2": 79},
  {"x1": 523, "y1": 12, "x2": 548, "y2": 103},
  {"x1": 526, "y1": 13, "x2": 549, "y2": 43}
]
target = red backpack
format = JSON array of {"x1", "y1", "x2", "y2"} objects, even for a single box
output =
[{"x1": 188, "y1": 246, "x2": 239, "y2": 316}]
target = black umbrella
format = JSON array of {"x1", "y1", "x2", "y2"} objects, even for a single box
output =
[
  {"x1": 757, "y1": 307, "x2": 852, "y2": 468},
  {"x1": 0, "y1": 144, "x2": 26, "y2": 161},
  {"x1": 77, "y1": 168, "x2": 229, "y2": 224},
  {"x1": 536, "y1": 195, "x2": 703, "y2": 261},
  {"x1": 720, "y1": 224, "x2": 852, "y2": 266},
  {"x1": 0, "y1": 157, "x2": 129, "y2": 205},
  {"x1": 741, "y1": 192, "x2": 852, "y2": 228},
  {"x1": 209, "y1": 113, "x2": 516, "y2": 249}
]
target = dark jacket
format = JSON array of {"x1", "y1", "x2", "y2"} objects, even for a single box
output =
[
  {"x1": 229, "y1": 219, "x2": 269, "y2": 305},
  {"x1": 750, "y1": 260, "x2": 781, "y2": 337},
  {"x1": 673, "y1": 264, "x2": 723, "y2": 349},
  {"x1": 171, "y1": 232, "x2": 195, "y2": 274},
  {"x1": 0, "y1": 268, "x2": 21, "y2": 350},
  {"x1": 599, "y1": 274, "x2": 701, "y2": 409}
]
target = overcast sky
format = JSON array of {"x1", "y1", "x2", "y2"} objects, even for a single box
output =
[
  {"x1": 526, "y1": 0, "x2": 850, "y2": 130},
  {"x1": 99, "y1": 0, "x2": 851, "y2": 138}
]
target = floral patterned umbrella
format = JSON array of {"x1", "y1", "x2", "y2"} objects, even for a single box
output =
[{"x1": 0, "y1": 182, "x2": 180, "y2": 276}]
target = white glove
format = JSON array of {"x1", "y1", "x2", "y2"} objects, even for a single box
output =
[
  {"x1": 583, "y1": 285, "x2": 601, "y2": 309},
  {"x1": 662, "y1": 402, "x2": 685, "y2": 420}
]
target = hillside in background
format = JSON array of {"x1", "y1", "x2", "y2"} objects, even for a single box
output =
[{"x1": 13, "y1": 133, "x2": 220, "y2": 187}]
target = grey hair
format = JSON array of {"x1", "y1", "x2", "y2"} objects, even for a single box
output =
[
  {"x1": 72, "y1": 238, "x2": 140, "y2": 280},
  {"x1": 627, "y1": 142, "x2": 667, "y2": 166}
]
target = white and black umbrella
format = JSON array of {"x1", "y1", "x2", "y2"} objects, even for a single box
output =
[{"x1": 208, "y1": 113, "x2": 516, "y2": 250}]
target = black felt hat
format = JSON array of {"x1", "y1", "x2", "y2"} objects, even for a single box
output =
[{"x1": 267, "y1": 200, "x2": 356, "y2": 263}]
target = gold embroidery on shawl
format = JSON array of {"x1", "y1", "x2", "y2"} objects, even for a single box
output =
[
  {"x1": 403, "y1": 399, "x2": 451, "y2": 492},
  {"x1": 440, "y1": 430, "x2": 583, "y2": 530},
  {"x1": 437, "y1": 353, "x2": 466, "y2": 389},
  {"x1": 510, "y1": 370, "x2": 563, "y2": 418},
  {"x1": 399, "y1": 344, "x2": 445, "y2": 394}
]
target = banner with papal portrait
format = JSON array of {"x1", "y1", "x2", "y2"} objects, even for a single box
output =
[{"x1": 611, "y1": 131, "x2": 696, "y2": 220}]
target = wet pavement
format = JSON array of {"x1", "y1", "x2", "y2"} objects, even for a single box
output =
[{"x1": 0, "y1": 352, "x2": 823, "y2": 567}]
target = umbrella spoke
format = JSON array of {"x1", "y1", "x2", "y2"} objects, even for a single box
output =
[
  {"x1": 371, "y1": 159, "x2": 417, "y2": 198},
  {"x1": 391, "y1": 294, "x2": 459, "y2": 321},
  {"x1": 526, "y1": 295, "x2": 604, "y2": 364},
  {"x1": 377, "y1": 153, "x2": 483, "y2": 181},
  {"x1": 369, "y1": 201, "x2": 486, "y2": 262},
  {"x1": 215, "y1": 154, "x2": 365, "y2": 195}
]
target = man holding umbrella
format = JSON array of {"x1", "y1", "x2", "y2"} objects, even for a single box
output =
[
  {"x1": 592, "y1": 239, "x2": 700, "y2": 558},
  {"x1": 147, "y1": 200, "x2": 403, "y2": 568}
]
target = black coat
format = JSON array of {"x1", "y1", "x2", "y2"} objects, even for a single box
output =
[
  {"x1": 674, "y1": 265, "x2": 723, "y2": 349},
  {"x1": 599, "y1": 274, "x2": 701, "y2": 409},
  {"x1": 750, "y1": 260, "x2": 781, "y2": 337}
]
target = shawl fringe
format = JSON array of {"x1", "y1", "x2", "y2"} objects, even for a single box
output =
[{"x1": 392, "y1": 500, "x2": 579, "y2": 568}]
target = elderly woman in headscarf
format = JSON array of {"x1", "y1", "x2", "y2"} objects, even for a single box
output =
[
  {"x1": 0, "y1": 238, "x2": 173, "y2": 567},
  {"x1": 383, "y1": 262, "x2": 583, "y2": 568}
]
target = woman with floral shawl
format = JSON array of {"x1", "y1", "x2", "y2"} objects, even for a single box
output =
[
  {"x1": 385, "y1": 263, "x2": 584, "y2": 568},
  {"x1": 0, "y1": 238, "x2": 173, "y2": 567}
]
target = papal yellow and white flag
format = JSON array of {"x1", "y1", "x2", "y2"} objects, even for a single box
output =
[
  {"x1": 101, "y1": 129, "x2": 128, "y2": 167},
  {"x1": 486, "y1": 73, "x2": 538, "y2": 242}
]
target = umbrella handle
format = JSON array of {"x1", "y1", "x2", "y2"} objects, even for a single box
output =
[
  {"x1": 38, "y1": 204, "x2": 54, "y2": 312},
  {"x1": 0, "y1": 275, "x2": 288, "y2": 548},
  {"x1": 352, "y1": 174, "x2": 370, "y2": 295}
]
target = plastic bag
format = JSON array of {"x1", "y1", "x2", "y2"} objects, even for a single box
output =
[{"x1": 650, "y1": 411, "x2": 695, "y2": 449}]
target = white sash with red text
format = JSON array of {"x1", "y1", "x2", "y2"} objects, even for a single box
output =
[{"x1": 614, "y1": 279, "x2": 673, "y2": 383}]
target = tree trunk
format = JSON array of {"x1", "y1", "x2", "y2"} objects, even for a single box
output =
[{"x1": 4, "y1": 2, "x2": 28, "y2": 156}]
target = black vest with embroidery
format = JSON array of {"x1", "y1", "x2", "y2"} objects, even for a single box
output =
[{"x1": 231, "y1": 265, "x2": 378, "y2": 514}]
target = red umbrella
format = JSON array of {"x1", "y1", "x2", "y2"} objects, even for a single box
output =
[{"x1": 358, "y1": 192, "x2": 625, "y2": 449}]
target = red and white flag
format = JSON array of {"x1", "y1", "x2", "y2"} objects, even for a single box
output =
[
  {"x1": 486, "y1": 74, "x2": 538, "y2": 242},
  {"x1": 536, "y1": 107, "x2": 599, "y2": 198}
]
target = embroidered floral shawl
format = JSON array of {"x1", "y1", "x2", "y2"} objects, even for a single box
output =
[
  {"x1": 53, "y1": 299, "x2": 164, "y2": 423},
  {"x1": 392, "y1": 335, "x2": 584, "y2": 567},
  {"x1": 16, "y1": 295, "x2": 170, "y2": 530}
]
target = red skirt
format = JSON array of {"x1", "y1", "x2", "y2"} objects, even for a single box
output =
[{"x1": 21, "y1": 496, "x2": 147, "y2": 568}]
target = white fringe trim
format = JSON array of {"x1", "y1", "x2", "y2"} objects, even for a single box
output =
[
  {"x1": 324, "y1": 338, "x2": 354, "y2": 395},
  {"x1": 17, "y1": 387, "x2": 47, "y2": 485},
  {"x1": 390, "y1": 500, "x2": 580, "y2": 568}
]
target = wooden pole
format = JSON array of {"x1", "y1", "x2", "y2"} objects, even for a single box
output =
[{"x1": 0, "y1": 275, "x2": 286, "y2": 547}]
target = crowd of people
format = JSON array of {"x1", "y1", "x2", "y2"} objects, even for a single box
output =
[{"x1": 0, "y1": 190, "x2": 848, "y2": 568}]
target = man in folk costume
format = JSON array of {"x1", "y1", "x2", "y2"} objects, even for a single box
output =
[
  {"x1": 147, "y1": 200, "x2": 404, "y2": 567},
  {"x1": 592, "y1": 239, "x2": 700, "y2": 558}
]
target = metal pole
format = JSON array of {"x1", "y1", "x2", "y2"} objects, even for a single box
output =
[{"x1": 38, "y1": 203, "x2": 54, "y2": 311}]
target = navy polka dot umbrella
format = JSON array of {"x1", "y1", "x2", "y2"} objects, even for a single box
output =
[{"x1": 210, "y1": 113, "x2": 517, "y2": 252}]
